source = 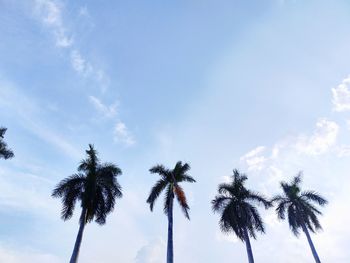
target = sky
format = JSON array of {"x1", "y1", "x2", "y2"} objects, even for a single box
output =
[{"x1": 0, "y1": 0, "x2": 350, "y2": 262}]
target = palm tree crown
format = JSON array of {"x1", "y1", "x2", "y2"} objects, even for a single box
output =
[
  {"x1": 212, "y1": 169, "x2": 271, "y2": 241},
  {"x1": 272, "y1": 172, "x2": 328, "y2": 236},
  {"x1": 0, "y1": 127, "x2": 14, "y2": 160},
  {"x1": 52, "y1": 144, "x2": 122, "y2": 225},
  {"x1": 147, "y1": 161, "x2": 196, "y2": 219}
]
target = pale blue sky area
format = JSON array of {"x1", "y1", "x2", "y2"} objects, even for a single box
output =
[{"x1": 1, "y1": 0, "x2": 350, "y2": 262}]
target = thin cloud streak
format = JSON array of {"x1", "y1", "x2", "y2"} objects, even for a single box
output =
[
  {"x1": 32, "y1": 0, "x2": 109, "y2": 92},
  {"x1": 0, "y1": 80, "x2": 80, "y2": 159}
]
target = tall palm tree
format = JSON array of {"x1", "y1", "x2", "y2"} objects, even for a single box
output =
[
  {"x1": 272, "y1": 173, "x2": 327, "y2": 263},
  {"x1": 212, "y1": 169, "x2": 271, "y2": 263},
  {"x1": 52, "y1": 144, "x2": 122, "y2": 263},
  {"x1": 0, "y1": 127, "x2": 14, "y2": 159},
  {"x1": 146, "y1": 161, "x2": 196, "y2": 263}
]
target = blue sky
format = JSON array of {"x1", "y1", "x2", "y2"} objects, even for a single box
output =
[{"x1": 1, "y1": 0, "x2": 350, "y2": 262}]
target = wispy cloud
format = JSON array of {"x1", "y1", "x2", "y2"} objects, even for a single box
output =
[
  {"x1": 88, "y1": 96, "x2": 135, "y2": 146},
  {"x1": 295, "y1": 119, "x2": 339, "y2": 155},
  {"x1": 114, "y1": 121, "x2": 136, "y2": 146},
  {"x1": 239, "y1": 118, "x2": 340, "y2": 191},
  {"x1": 33, "y1": 0, "x2": 109, "y2": 92},
  {"x1": 89, "y1": 96, "x2": 118, "y2": 118},
  {"x1": 34, "y1": 0, "x2": 73, "y2": 48},
  {"x1": 0, "y1": 80, "x2": 80, "y2": 159},
  {"x1": 332, "y1": 76, "x2": 350, "y2": 112},
  {"x1": 0, "y1": 166, "x2": 57, "y2": 215},
  {"x1": 240, "y1": 146, "x2": 267, "y2": 171},
  {"x1": 70, "y1": 50, "x2": 90, "y2": 74},
  {"x1": 32, "y1": 0, "x2": 134, "y2": 146}
]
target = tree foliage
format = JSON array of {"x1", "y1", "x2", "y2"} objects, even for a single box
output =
[
  {"x1": 52, "y1": 144, "x2": 122, "y2": 224},
  {"x1": 212, "y1": 169, "x2": 271, "y2": 241}
]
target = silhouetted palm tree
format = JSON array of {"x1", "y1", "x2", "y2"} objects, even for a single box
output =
[
  {"x1": 212, "y1": 169, "x2": 270, "y2": 263},
  {"x1": 0, "y1": 127, "x2": 14, "y2": 159},
  {"x1": 146, "y1": 161, "x2": 196, "y2": 263},
  {"x1": 272, "y1": 173, "x2": 327, "y2": 263},
  {"x1": 52, "y1": 144, "x2": 122, "y2": 263}
]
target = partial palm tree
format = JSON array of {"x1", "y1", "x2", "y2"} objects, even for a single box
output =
[
  {"x1": 52, "y1": 144, "x2": 122, "y2": 263},
  {"x1": 272, "y1": 173, "x2": 327, "y2": 263},
  {"x1": 212, "y1": 169, "x2": 271, "y2": 263},
  {"x1": 146, "y1": 161, "x2": 196, "y2": 263},
  {"x1": 0, "y1": 127, "x2": 14, "y2": 159}
]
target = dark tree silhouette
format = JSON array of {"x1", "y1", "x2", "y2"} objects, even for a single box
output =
[
  {"x1": 146, "y1": 161, "x2": 196, "y2": 263},
  {"x1": 212, "y1": 169, "x2": 271, "y2": 263},
  {"x1": 52, "y1": 144, "x2": 122, "y2": 263},
  {"x1": 272, "y1": 172, "x2": 327, "y2": 263},
  {"x1": 0, "y1": 127, "x2": 14, "y2": 159}
]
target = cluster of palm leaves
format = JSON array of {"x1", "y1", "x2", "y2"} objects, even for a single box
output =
[{"x1": 0, "y1": 127, "x2": 327, "y2": 263}]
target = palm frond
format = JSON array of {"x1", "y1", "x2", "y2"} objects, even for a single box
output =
[
  {"x1": 149, "y1": 164, "x2": 171, "y2": 180},
  {"x1": 287, "y1": 205, "x2": 300, "y2": 236},
  {"x1": 163, "y1": 184, "x2": 173, "y2": 215},
  {"x1": 218, "y1": 183, "x2": 235, "y2": 196},
  {"x1": 179, "y1": 174, "x2": 196, "y2": 183},
  {"x1": 292, "y1": 172, "x2": 303, "y2": 186},
  {"x1": 211, "y1": 196, "x2": 231, "y2": 212},
  {"x1": 52, "y1": 174, "x2": 85, "y2": 198},
  {"x1": 301, "y1": 191, "x2": 327, "y2": 206},
  {"x1": 146, "y1": 179, "x2": 168, "y2": 211},
  {"x1": 174, "y1": 185, "x2": 190, "y2": 219},
  {"x1": 247, "y1": 191, "x2": 272, "y2": 208},
  {"x1": 275, "y1": 199, "x2": 289, "y2": 220}
]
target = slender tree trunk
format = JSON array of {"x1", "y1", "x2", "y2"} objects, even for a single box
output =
[
  {"x1": 167, "y1": 194, "x2": 174, "y2": 263},
  {"x1": 302, "y1": 223, "x2": 321, "y2": 263},
  {"x1": 243, "y1": 228, "x2": 254, "y2": 263},
  {"x1": 69, "y1": 209, "x2": 87, "y2": 263}
]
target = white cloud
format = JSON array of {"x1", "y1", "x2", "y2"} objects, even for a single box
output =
[
  {"x1": 240, "y1": 146, "x2": 267, "y2": 171},
  {"x1": 239, "y1": 119, "x2": 339, "y2": 189},
  {"x1": 295, "y1": 119, "x2": 339, "y2": 155},
  {"x1": 135, "y1": 238, "x2": 166, "y2": 263},
  {"x1": 34, "y1": 0, "x2": 73, "y2": 48},
  {"x1": 89, "y1": 96, "x2": 118, "y2": 118},
  {"x1": 332, "y1": 76, "x2": 350, "y2": 112},
  {"x1": 114, "y1": 121, "x2": 136, "y2": 146}
]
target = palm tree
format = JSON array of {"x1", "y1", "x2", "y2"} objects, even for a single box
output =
[
  {"x1": 52, "y1": 144, "x2": 122, "y2": 263},
  {"x1": 212, "y1": 169, "x2": 271, "y2": 263},
  {"x1": 0, "y1": 127, "x2": 14, "y2": 159},
  {"x1": 272, "y1": 173, "x2": 327, "y2": 263},
  {"x1": 146, "y1": 161, "x2": 196, "y2": 263}
]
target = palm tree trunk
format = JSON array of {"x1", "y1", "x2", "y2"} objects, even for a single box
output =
[
  {"x1": 167, "y1": 194, "x2": 174, "y2": 263},
  {"x1": 302, "y1": 223, "x2": 321, "y2": 263},
  {"x1": 243, "y1": 228, "x2": 254, "y2": 263},
  {"x1": 69, "y1": 208, "x2": 87, "y2": 263}
]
